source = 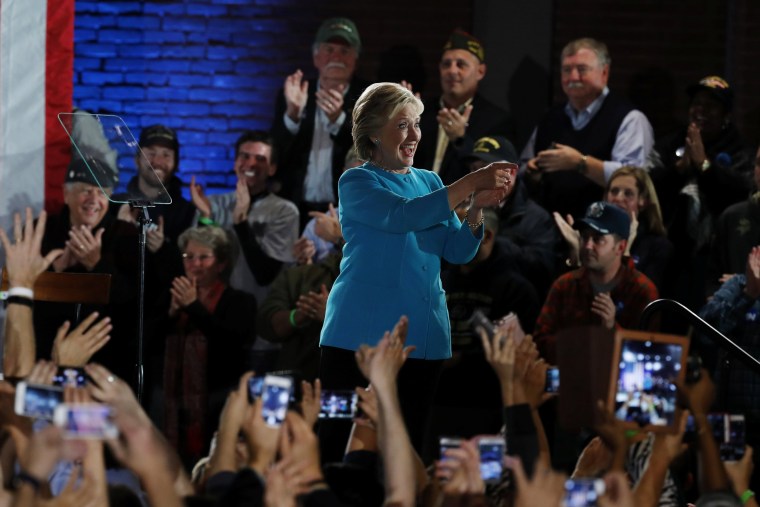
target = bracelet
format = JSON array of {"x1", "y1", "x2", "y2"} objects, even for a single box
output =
[
  {"x1": 6, "y1": 296, "x2": 33, "y2": 308},
  {"x1": 8, "y1": 287, "x2": 34, "y2": 299},
  {"x1": 464, "y1": 208, "x2": 484, "y2": 230},
  {"x1": 14, "y1": 470, "x2": 42, "y2": 492},
  {"x1": 742, "y1": 490, "x2": 755, "y2": 504},
  {"x1": 289, "y1": 309, "x2": 299, "y2": 328},
  {"x1": 197, "y1": 216, "x2": 217, "y2": 226}
]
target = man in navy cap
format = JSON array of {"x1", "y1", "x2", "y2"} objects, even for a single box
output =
[
  {"x1": 532, "y1": 201, "x2": 658, "y2": 363},
  {"x1": 271, "y1": 17, "x2": 369, "y2": 227}
]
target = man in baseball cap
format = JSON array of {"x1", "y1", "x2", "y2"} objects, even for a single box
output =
[
  {"x1": 272, "y1": 17, "x2": 368, "y2": 228},
  {"x1": 533, "y1": 201, "x2": 658, "y2": 363}
]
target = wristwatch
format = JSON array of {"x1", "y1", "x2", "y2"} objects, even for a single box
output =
[{"x1": 577, "y1": 154, "x2": 588, "y2": 175}]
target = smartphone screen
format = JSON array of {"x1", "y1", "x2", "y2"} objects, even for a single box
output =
[
  {"x1": 439, "y1": 436, "x2": 462, "y2": 461},
  {"x1": 261, "y1": 375, "x2": 293, "y2": 427},
  {"x1": 478, "y1": 437, "x2": 505, "y2": 483},
  {"x1": 53, "y1": 367, "x2": 89, "y2": 388},
  {"x1": 613, "y1": 339, "x2": 683, "y2": 427},
  {"x1": 248, "y1": 376, "x2": 265, "y2": 402},
  {"x1": 53, "y1": 403, "x2": 118, "y2": 439},
  {"x1": 563, "y1": 478, "x2": 605, "y2": 507},
  {"x1": 545, "y1": 367, "x2": 560, "y2": 393},
  {"x1": 721, "y1": 414, "x2": 746, "y2": 461},
  {"x1": 319, "y1": 390, "x2": 358, "y2": 419},
  {"x1": 14, "y1": 382, "x2": 64, "y2": 420}
]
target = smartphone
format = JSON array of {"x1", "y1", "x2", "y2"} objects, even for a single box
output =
[
  {"x1": 53, "y1": 403, "x2": 118, "y2": 439},
  {"x1": 498, "y1": 312, "x2": 526, "y2": 344},
  {"x1": 261, "y1": 375, "x2": 293, "y2": 427},
  {"x1": 319, "y1": 390, "x2": 358, "y2": 419},
  {"x1": 470, "y1": 309, "x2": 495, "y2": 339},
  {"x1": 563, "y1": 478, "x2": 605, "y2": 507},
  {"x1": 14, "y1": 382, "x2": 64, "y2": 420},
  {"x1": 545, "y1": 367, "x2": 560, "y2": 393},
  {"x1": 478, "y1": 436, "x2": 505, "y2": 483},
  {"x1": 439, "y1": 436, "x2": 463, "y2": 461},
  {"x1": 53, "y1": 366, "x2": 89, "y2": 388},
  {"x1": 248, "y1": 376, "x2": 265, "y2": 402},
  {"x1": 722, "y1": 414, "x2": 746, "y2": 461}
]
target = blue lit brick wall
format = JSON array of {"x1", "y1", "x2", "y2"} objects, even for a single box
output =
[{"x1": 73, "y1": 0, "x2": 321, "y2": 198}]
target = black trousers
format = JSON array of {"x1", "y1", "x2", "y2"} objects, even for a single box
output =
[{"x1": 318, "y1": 345, "x2": 442, "y2": 463}]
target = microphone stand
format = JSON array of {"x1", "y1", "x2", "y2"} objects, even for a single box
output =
[{"x1": 130, "y1": 201, "x2": 155, "y2": 404}]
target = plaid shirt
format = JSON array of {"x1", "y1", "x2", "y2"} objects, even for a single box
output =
[{"x1": 534, "y1": 257, "x2": 658, "y2": 363}]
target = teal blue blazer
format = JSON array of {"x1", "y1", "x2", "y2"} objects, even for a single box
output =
[{"x1": 320, "y1": 163, "x2": 483, "y2": 360}]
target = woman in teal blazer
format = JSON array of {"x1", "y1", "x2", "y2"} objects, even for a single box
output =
[{"x1": 318, "y1": 82, "x2": 512, "y2": 452}]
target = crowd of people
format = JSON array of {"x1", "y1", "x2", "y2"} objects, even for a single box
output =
[{"x1": 0, "y1": 15, "x2": 759, "y2": 507}]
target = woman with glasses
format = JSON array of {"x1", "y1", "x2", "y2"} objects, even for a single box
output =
[{"x1": 163, "y1": 225, "x2": 257, "y2": 468}]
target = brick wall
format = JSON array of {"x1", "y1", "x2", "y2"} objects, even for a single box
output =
[{"x1": 73, "y1": 0, "x2": 474, "y2": 198}]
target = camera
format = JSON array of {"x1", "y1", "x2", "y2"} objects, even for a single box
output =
[
  {"x1": 14, "y1": 382, "x2": 64, "y2": 420},
  {"x1": 53, "y1": 403, "x2": 118, "y2": 439},
  {"x1": 563, "y1": 478, "x2": 605, "y2": 507},
  {"x1": 261, "y1": 375, "x2": 293, "y2": 427},
  {"x1": 319, "y1": 390, "x2": 358, "y2": 419},
  {"x1": 478, "y1": 437, "x2": 505, "y2": 484}
]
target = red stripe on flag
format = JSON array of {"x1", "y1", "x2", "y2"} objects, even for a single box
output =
[{"x1": 44, "y1": 0, "x2": 75, "y2": 213}]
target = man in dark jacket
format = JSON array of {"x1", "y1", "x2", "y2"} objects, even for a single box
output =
[
  {"x1": 271, "y1": 17, "x2": 368, "y2": 226},
  {"x1": 465, "y1": 135, "x2": 562, "y2": 301},
  {"x1": 416, "y1": 30, "x2": 513, "y2": 185}
]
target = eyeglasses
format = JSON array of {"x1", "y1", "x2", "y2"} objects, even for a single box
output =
[{"x1": 182, "y1": 253, "x2": 215, "y2": 263}]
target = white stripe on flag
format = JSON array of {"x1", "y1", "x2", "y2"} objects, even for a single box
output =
[{"x1": 0, "y1": 0, "x2": 48, "y2": 225}]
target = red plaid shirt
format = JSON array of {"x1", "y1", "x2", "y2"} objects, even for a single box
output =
[{"x1": 534, "y1": 257, "x2": 658, "y2": 363}]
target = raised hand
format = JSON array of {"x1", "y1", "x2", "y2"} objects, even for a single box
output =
[
  {"x1": 507, "y1": 456, "x2": 566, "y2": 507},
  {"x1": 170, "y1": 276, "x2": 198, "y2": 308},
  {"x1": 553, "y1": 212, "x2": 581, "y2": 264},
  {"x1": 0, "y1": 208, "x2": 63, "y2": 286},
  {"x1": 591, "y1": 292, "x2": 617, "y2": 330},
  {"x1": 67, "y1": 225, "x2": 105, "y2": 271},
  {"x1": 233, "y1": 177, "x2": 251, "y2": 224},
  {"x1": 308, "y1": 203, "x2": 342, "y2": 244},
  {"x1": 190, "y1": 175, "x2": 211, "y2": 218},
  {"x1": 437, "y1": 104, "x2": 473, "y2": 141},
  {"x1": 315, "y1": 84, "x2": 345, "y2": 124},
  {"x1": 52, "y1": 312, "x2": 112, "y2": 367},
  {"x1": 296, "y1": 284, "x2": 330, "y2": 322},
  {"x1": 684, "y1": 122, "x2": 707, "y2": 169},
  {"x1": 399, "y1": 80, "x2": 422, "y2": 100},
  {"x1": 292, "y1": 237, "x2": 316, "y2": 265},
  {"x1": 146, "y1": 215, "x2": 165, "y2": 253},
  {"x1": 284, "y1": 69, "x2": 309, "y2": 123},
  {"x1": 536, "y1": 143, "x2": 584, "y2": 172},
  {"x1": 300, "y1": 378, "x2": 322, "y2": 428}
]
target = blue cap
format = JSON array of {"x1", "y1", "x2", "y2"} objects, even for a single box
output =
[{"x1": 574, "y1": 201, "x2": 630, "y2": 239}]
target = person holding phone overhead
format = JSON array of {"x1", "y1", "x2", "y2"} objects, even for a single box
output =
[{"x1": 319, "y1": 82, "x2": 512, "y2": 451}]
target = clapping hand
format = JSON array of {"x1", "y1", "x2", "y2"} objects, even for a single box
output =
[
  {"x1": 316, "y1": 84, "x2": 345, "y2": 124},
  {"x1": 284, "y1": 69, "x2": 309, "y2": 123},
  {"x1": 233, "y1": 177, "x2": 251, "y2": 224},
  {"x1": 295, "y1": 284, "x2": 329, "y2": 322},
  {"x1": 437, "y1": 105, "x2": 473, "y2": 141},
  {"x1": 308, "y1": 203, "x2": 342, "y2": 244},
  {"x1": 67, "y1": 225, "x2": 105, "y2": 271},
  {"x1": 536, "y1": 143, "x2": 583, "y2": 172},
  {"x1": 591, "y1": 292, "x2": 617, "y2": 330},
  {"x1": 744, "y1": 246, "x2": 760, "y2": 299},
  {"x1": 190, "y1": 175, "x2": 211, "y2": 218}
]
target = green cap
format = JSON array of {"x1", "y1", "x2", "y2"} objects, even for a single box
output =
[{"x1": 315, "y1": 17, "x2": 361, "y2": 53}]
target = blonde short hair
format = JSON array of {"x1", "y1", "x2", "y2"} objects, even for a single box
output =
[{"x1": 352, "y1": 82, "x2": 424, "y2": 161}]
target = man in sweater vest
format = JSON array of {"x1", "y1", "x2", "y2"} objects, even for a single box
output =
[{"x1": 520, "y1": 38, "x2": 654, "y2": 220}]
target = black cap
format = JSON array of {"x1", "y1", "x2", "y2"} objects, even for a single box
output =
[
  {"x1": 443, "y1": 29, "x2": 485, "y2": 62},
  {"x1": 687, "y1": 75, "x2": 733, "y2": 110},
  {"x1": 466, "y1": 136, "x2": 518, "y2": 164},
  {"x1": 574, "y1": 201, "x2": 630, "y2": 239},
  {"x1": 139, "y1": 124, "x2": 179, "y2": 152},
  {"x1": 66, "y1": 156, "x2": 116, "y2": 189}
]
